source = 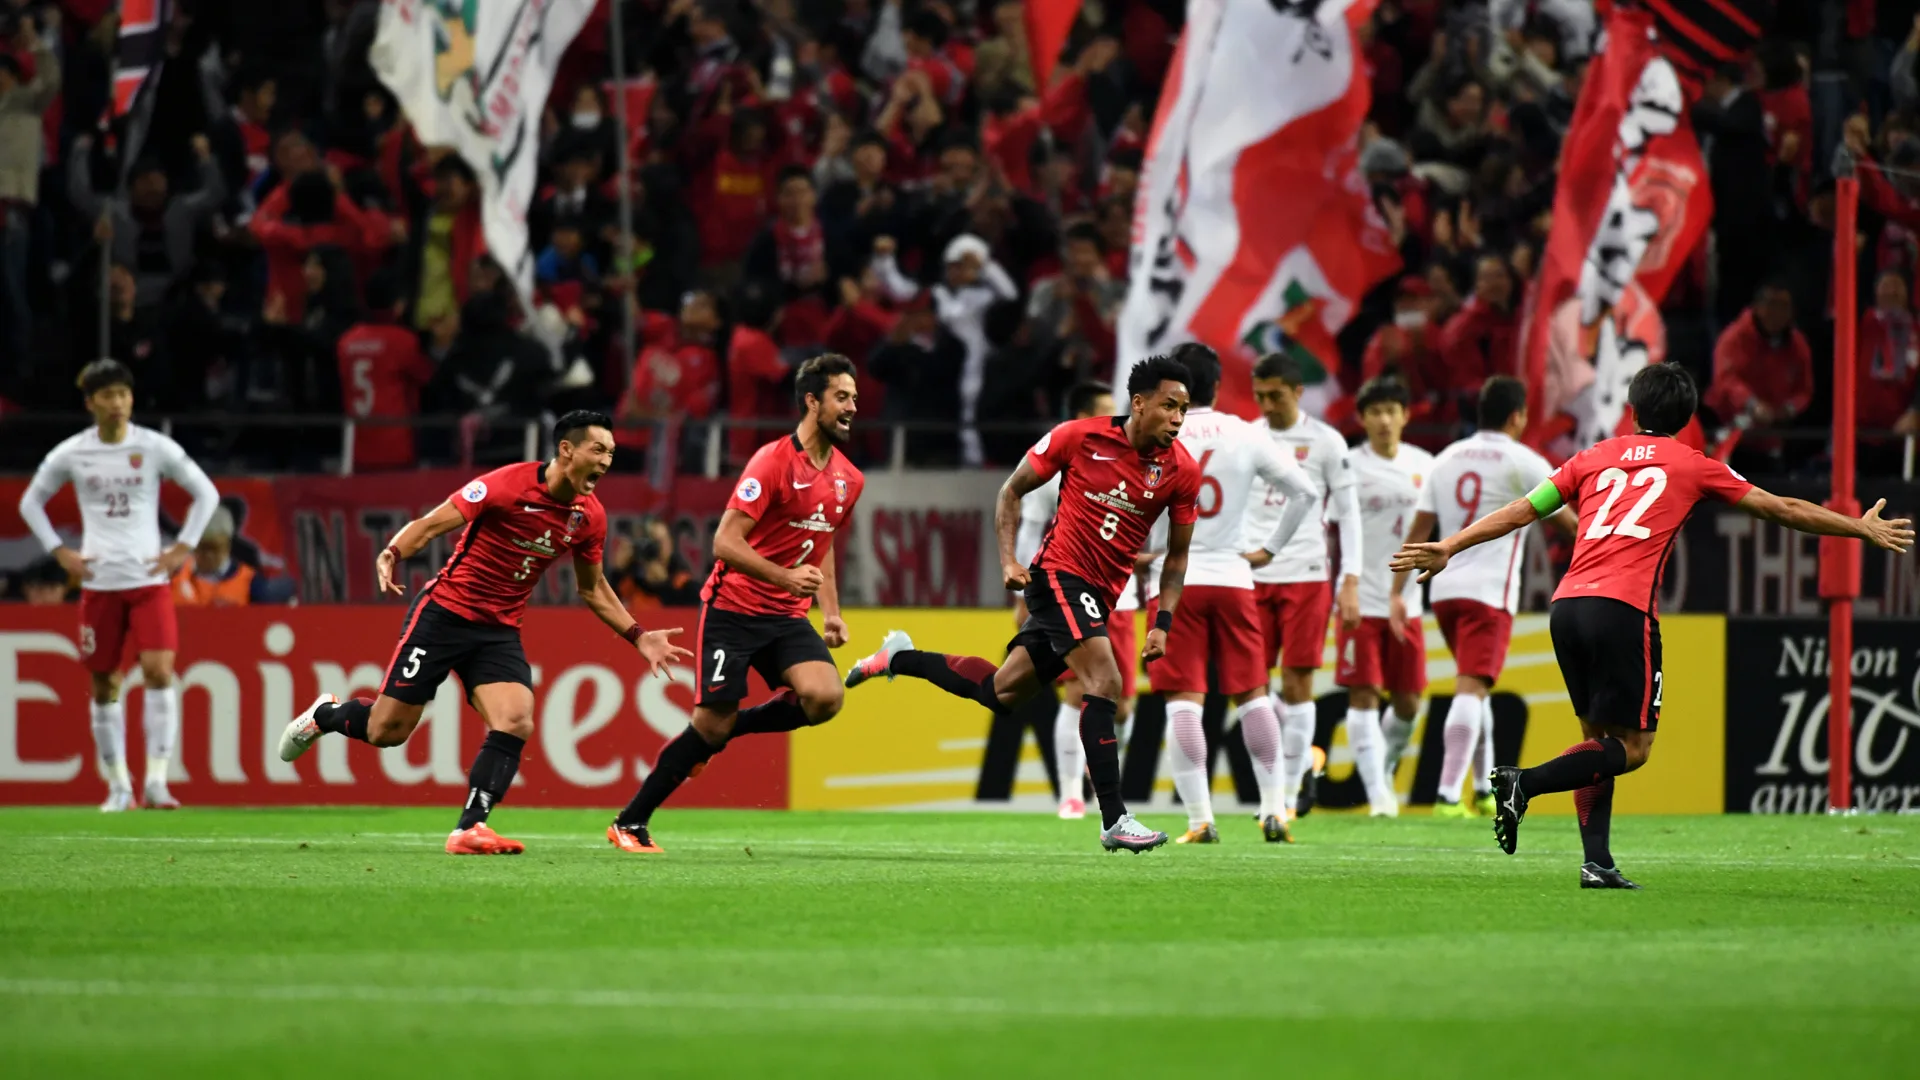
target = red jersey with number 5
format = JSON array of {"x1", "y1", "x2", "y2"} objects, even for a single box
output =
[
  {"x1": 1026, "y1": 415, "x2": 1201, "y2": 607},
  {"x1": 706, "y1": 434, "x2": 866, "y2": 617},
  {"x1": 1550, "y1": 434, "x2": 1753, "y2": 615},
  {"x1": 429, "y1": 462, "x2": 608, "y2": 627}
]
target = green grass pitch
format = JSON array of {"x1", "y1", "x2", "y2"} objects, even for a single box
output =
[{"x1": 2, "y1": 807, "x2": 1916, "y2": 1078}]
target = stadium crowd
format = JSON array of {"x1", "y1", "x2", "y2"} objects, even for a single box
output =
[{"x1": 0, "y1": 0, "x2": 1916, "y2": 477}]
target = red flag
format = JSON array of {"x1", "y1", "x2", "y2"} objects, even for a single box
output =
[{"x1": 1025, "y1": 0, "x2": 1082, "y2": 91}]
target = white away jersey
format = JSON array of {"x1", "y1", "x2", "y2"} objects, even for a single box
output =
[
  {"x1": 1018, "y1": 475, "x2": 1139, "y2": 609},
  {"x1": 1350, "y1": 441, "x2": 1435, "y2": 619},
  {"x1": 1146, "y1": 407, "x2": 1311, "y2": 591},
  {"x1": 1417, "y1": 431, "x2": 1552, "y2": 612},
  {"x1": 20, "y1": 425, "x2": 221, "y2": 591},
  {"x1": 1244, "y1": 413, "x2": 1353, "y2": 584}
]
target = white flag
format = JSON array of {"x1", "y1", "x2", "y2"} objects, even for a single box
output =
[{"x1": 371, "y1": 0, "x2": 597, "y2": 308}]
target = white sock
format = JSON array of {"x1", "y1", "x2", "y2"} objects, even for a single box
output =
[
  {"x1": 90, "y1": 700, "x2": 131, "y2": 792},
  {"x1": 1436, "y1": 694, "x2": 1481, "y2": 804},
  {"x1": 1278, "y1": 701, "x2": 1317, "y2": 807},
  {"x1": 143, "y1": 685, "x2": 178, "y2": 791},
  {"x1": 1166, "y1": 699, "x2": 1212, "y2": 828},
  {"x1": 1471, "y1": 696, "x2": 1496, "y2": 795},
  {"x1": 1346, "y1": 708, "x2": 1392, "y2": 812},
  {"x1": 1053, "y1": 702, "x2": 1084, "y2": 804},
  {"x1": 1381, "y1": 708, "x2": 1416, "y2": 777},
  {"x1": 1236, "y1": 695, "x2": 1283, "y2": 818}
]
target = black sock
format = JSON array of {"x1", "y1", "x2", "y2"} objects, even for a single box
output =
[
  {"x1": 731, "y1": 690, "x2": 814, "y2": 735},
  {"x1": 1575, "y1": 776, "x2": 1616, "y2": 867},
  {"x1": 890, "y1": 650, "x2": 1002, "y2": 710},
  {"x1": 455, "y1": 730, "x2": 524, "y2": 830},
  {"x1": 1076, "y1": 695, "x2": 1126, "y2": 829},
  {"x1": 1518, "y1": 737, "x2": 1628, "y2": 797},
  {"x1": 617, "y1": 726, "x2": 720, "y2": 828},
  {"x1": 315, "y1": 697, "x2": 371, "y2": 742}
]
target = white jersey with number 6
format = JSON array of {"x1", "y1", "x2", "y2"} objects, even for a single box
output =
[
  {"x1": 1350, "y1": 441, "x2": 1436, "y2": 618},
  {"x1": 1244, "y1": 412, "x2": 1353, "y2": 585},
  {"x1": 1145, "y1": 406, "x2": 1313, "y2": 592},
  {"x1": 1417, "y1": 431, "x2": 1553, "y2": 612},
  {"x1": 18, "y1": 425, "x2": 222, "y2": 592}
]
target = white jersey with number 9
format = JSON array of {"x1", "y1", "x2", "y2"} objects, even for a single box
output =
[{"x1": 1417, "y1": 431, "x2": 1554, "y2": 613}]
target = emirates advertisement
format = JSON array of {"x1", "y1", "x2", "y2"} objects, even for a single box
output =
[{"x1": 0, "y1": 606, "x2": 787, "y2": 809}]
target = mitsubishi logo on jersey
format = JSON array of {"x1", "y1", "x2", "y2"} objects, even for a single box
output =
[
  {"x1": 790, "y1": 502, "x2": 836, "y2": 533},
  {"x1": 513, "y1": 529, "x2": 559, "y2": 557},
  {"x1": 1085, "y1": 480, "x2": 1144, "y2": 517}
]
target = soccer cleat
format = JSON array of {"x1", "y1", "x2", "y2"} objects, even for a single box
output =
[
  {"x1": 99, "y1": 788, "x2": 134, "y2": 813},
  {"x1": 1432, "y1": 798, "x2": 1472, "y2": 819},
  {"x1": 278, "y1": 693, "x2": 338, "y2": 762},
  {"x1": 445, "y1": 823, "x2": 525, "y2": 855},
  {"x1": 1580, "y1": 863, "x2": 1642, "y2": 890},
  {"x1": 1368, "y1": 800, "x2": 1400, "y2": 819},
  {"x1": 1100, "y1": 813, "x2": 1168, "y2": 853},
  {"x1": 1057, "y1": 797, "x2": 1086, "y2": 820},
  {"x1": 1294, "y1": 745, "x2": 1327, "y2": 817},
  {"x1": 1490, "y1": 766, "x2": 1529, "y2": 855},
  {"x1": 607, "y1": 823, "x2": 664, "y2": 854},
  {"x1": 1174, "y1": 822, "x2": 1220, "y2": 844},
  {"x1": 1473, "y1": 791, "x2": 1497, "y2": 817},
  {"x1": 844, "y1": 629, "x2": 915, "y2": 688},
  {"x1": 142, "y1": 783, "x2": 180, "y2": 810},
  {"x1": 1261, "y1": 813, "x2": 1293, "y2": 843}
]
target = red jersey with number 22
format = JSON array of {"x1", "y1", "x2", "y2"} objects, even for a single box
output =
[
  {"x1": 1550, "y1": 434, "x2": 1752, "y2": 615},
  {"x1": 707, "y1": 434, "x2": 866, "y2": 617},
  {"x1": 430, "y1": 462, "x2": 608, "y2": 627},
  {"x1": 1027, "y1": 415, "x2": 1201, "y2": 607}
]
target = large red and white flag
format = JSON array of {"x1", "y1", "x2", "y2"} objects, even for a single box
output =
[
  {"x1": 1115, "y1": 0, "x2": 1397, "y2": 419},
  {"x1": 1522, "y1": 4, "x2": 1712, "y2": 451}
]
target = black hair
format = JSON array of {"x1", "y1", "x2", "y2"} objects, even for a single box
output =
[
  {"x1": 554, "y1": 409, "x2": 613, "y2": 448},
  {"x1": 795, "y1": 353, "x2": 857, "y2": 410},
  {"x1": 1126, "y1": 354, "x2": 1192, "y2": 398},
  {"x1": 287, "y1": 170, "x2": 336, "y2": 224},
  {"x1": 24, "y1": 555, "x2": 68, "y2": 587},
  {"x1": 851, "y1": 128, "x2": 889, "y2": 153},
  {"x1": 1476, "y1": 376, "x2": 1529, "y2": 430},
  {"x1": 983, "y1": 298, "x2": 1025, "y2": 348},
  {"x1": 363, "y1": 268, "x2": 402, "y2": 312},
  {"x1": 1356, "y1": 375, "x2": 1412, "y2": 413},
  {"x1": 78, "y1": 359, "x2": 135, "y2": 397},
  {"x1": 1108, "y1": 148, "x2": 1143, "y2": 172},
  {"x1": 1062, "y1": 221, "x2": 1104, "y2": 253},
  {"x1": 906, "y1": 8, "x2": 950, "y2": 47},
  {"x1": 433, "y1": 155, "x2": 476, "y2": 184},
  {"x1": 1169, "y1": 343, "x2": 1220, "y2": 407},
  {"x1": 1252, "y1": 352, "x2": 1305, "y2": 386},
  {"x1": 129, "y1": 157, "x2": 166, "y2": 181},
  {"x1": 187, "y1": 260, "x2": 226, "y2": 288},
  {"x1": 776, "y1": 163, "x2": 814, "y2": 189},
  {"x1": 1754, "y1": 278, "x2": 1794, "y2": 301},
  {"x1": 0, "y1": 54, "x2": 22, "y2": 80},
  {"x1": 732, "y1": 279, "x2": 780, "y2": 332},
  {"x1": 1066, "y1": 380, "x2": 1112, "y2": 418},
  {"x1": 236, "y1": 66, "x2": 276, "y2": 98},
  {"x1": 940, "y1": 130, "x2": 981, "y2": 156},
  {"x1": 1627, "y1": 363, "x2": 1698, "y2": 436}
]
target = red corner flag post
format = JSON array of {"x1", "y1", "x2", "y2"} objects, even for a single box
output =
[{"x1": 1823, "y1": 161, "x2": 1862, "y2": 812}]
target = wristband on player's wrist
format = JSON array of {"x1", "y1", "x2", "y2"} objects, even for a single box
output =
[
  {"x1": 383, "y1": 544, "x2": 402, "y2": 563},
  {"x1": 621, "y1": 623, "x2": 644, "y2": 645},
  {"x1": 1154, "y1": 609, "x2": 1173, "y2": 633}
]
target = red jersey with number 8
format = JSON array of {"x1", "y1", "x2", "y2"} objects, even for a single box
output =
[
  {"x1": 430, "y1": 462, "x2": 608, "y2": 627},
  {"x1": 1550, "y1": 434, "x2": 1753, "y2": 615},
  {"x1": 706, "y1": 434, "x2": 866, "y2": 617},
  {"x1": 1026, "y1": 415, "x2": 1201, "y2": 607}
]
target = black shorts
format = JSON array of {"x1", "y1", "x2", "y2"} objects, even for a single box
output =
[
  {"x1": 1550, "y1": 596, "x2": 1663, "y2": 732},
  {"x1": 382, "y1": 596, "x2": 532, "y2": 706},
  {"x1": 696, "y1": 604, "x2": 834, "y2": 707},
  {"x1": 1009, "y1": 568, "x2": 1111, "y2": 685}
]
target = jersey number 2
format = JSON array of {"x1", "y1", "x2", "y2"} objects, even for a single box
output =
[
  {"x1": 791, "y1": 539, "x2": 815, "y2": 567},
  {"x1": 1585, "y1": 466, "x2": 1667, "y2": 541}
]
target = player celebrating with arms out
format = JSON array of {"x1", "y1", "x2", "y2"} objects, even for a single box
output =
[
  {"x1": 1394, "y1": 364, "x2": 1914, "y2": 888},
  {"x1": 20, "y1": 360, "x2": 222, "y2": 811},
  {"x1": 608, "y1": 355, "x2": 866, "y2": 853},
  {"x1": 278, "y1": 410, "x2": 692, "y2": 855}
]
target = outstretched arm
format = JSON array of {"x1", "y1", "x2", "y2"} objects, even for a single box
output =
[
  {"x1": 1737, "y1": 490, "x2": 1914, "y2": 552},
  {"x1": 1390, "y1": 498, "x2": 1541, "y2": 582},
  {"x1": 574, "y1": 554, "x2": 692, "y2": 677},
  {"x1": 996, "y1": 457, "x2": 1049, "y2": 590},
  {"x1": 375, "y1": 500, "x2": 469, "y2": 595}
]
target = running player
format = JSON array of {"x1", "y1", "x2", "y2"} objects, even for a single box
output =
[
  {"x1": 18, "y1": 360, "x2": 221, "y2": 811},
  {"x1": 1140, "y1": 345, "x2": 1316, "y2": 844},
  {"x1": 1243, "y1": 353, "x2": 1362, "y2": 821},
  {"x1": 1394, "y1": 363, "x2": 1914, "y2": 887},
  {"x1": 1337, "y1": 376, "x2": 1434, "y2": 816},
  {"x1": 277, "y1": 410, "x2": 692, "y2": 854},
  {"x1": 1015, "y1": 381, "x2": 1145, "y2": 820},
  {"x1": 1392, "y1": 377, "x2": 1571, "y2": 817},
  {"x1": 607, "y1": 355, "x2": 866, "y2": 853}
]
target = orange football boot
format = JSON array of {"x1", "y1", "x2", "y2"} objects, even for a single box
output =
[
  {"x1": 445, "y1": 823, "x2": 525, "y2": 855},
  {"x1": 607, "y1": 823, "x2": 664, "y2": 854}
]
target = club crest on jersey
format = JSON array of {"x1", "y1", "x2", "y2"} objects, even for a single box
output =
[
  {"x1": 1145, "y1": 463, "x2": 1162, "y2": 488},
  {"x1": 128, "y1": 452, "x2": 143, "y2": 469},
  {"x1": 834, "y1": 477, "x2": 849, "y2": 503},
  {"x1": 567, "y1": 510, "x2": 586, "y2": 534},
  {"x1": 1294, "y1": 445, "x2": 1311, "y2": 462}
]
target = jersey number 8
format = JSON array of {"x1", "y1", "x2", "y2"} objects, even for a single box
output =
[{"x1": 1100, "y1": 512, "x2": 1119, "y2": 540}]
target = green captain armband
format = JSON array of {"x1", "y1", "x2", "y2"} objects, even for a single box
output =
[{"x1": 1525, "y1": 479, "x2": 1563, "y2": 518}]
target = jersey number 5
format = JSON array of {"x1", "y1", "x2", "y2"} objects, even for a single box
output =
[{"x1": 1585, "y1": 466, "x2": 1667, "y2": 541}]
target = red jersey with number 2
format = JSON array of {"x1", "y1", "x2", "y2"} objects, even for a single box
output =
[
  {"x1": 429, "y1": 462, "x2": 608, "y2": 627},
  {"x1": 706, "y1": 434, "x2": 866, "y2": 617},
  {"x1": 1550, "y1": 434, "x2": 1752, "y2": 615},
  {"x1": 1026, "y1": 415, "x2": 1201, "y2": 607}
]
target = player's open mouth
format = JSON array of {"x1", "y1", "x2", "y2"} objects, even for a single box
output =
[{"x1": 834, "y1": 416, "x2": 852, "y2": 432}]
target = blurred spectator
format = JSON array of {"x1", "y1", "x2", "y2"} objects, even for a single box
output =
[
  {"x1": 1026, "y1": 222, "x2": 1122, "y2": 384},
  {"x1": 691, "y1": 106, "x2": 776, "y2": 275},
  {"x1": 0, "y1": 10, "x2": 59, "y2": 366},
  {"x1": 1859, "y1": 270, "x2": 1920, "y2": 471},
  {"x1": 1362, "y1": 275, "x2": 1447, "y2": 422},
  {"x1": 1695, "y1": 61, "x2": 1773, "y2": 324},
  {"x1": 724, "y1": 281, "x2": 792, "y2": 464},
  {"x1": 338, "y1": 270, "x2": 435, "y2": 471},
  {"x1": 623, "y1": 289, "x2": 723, "y2": 422},
  {"x1": 818, "y1": 128, "x2": 898, "y2": 258},
  {"x1": 1437, "y1": 253, "x2": 1519, "y2": 421},
  {"x1": 207, "y1": 67, "x2": 277, "y2": 206},
  {"x1": 743, "y1": 165, "x2": 847, "y2": 348},
  {"x1": 251, "y1": 169, "x2": 390, "y2": 323},
  {"x1": 608, "y1": 516, "x2": 699, "y2": 610},
  {"x1": 171, "y1": 507, "x2": 270, "y2": 607},
  {"x1": 1706, "y1": 281, "x2": 1813, "y2": 459},
  {"x1": 68, "y1": 134, "x2": 227, "y2": 309},
  {"x1": 20, "y1": 556, "x2": 70, "y2": 605},
  {"x1": 869, "y1": 294, "x2": 964, "y2": 465},
  {"x1": 164, "y1": 262, "x2": 248, "y2": 410},
  {"x1": 971, "y1": 1, "x2": 1035, "y2": 102},
  {"x1": 259, "y1": 246, "x2": 360, "y2": 411},
  {"x1": 879, "y1": 232, "x2": 1017, "y2": 466},
  {"x1": 99, "y1": 262, "x2": 168, "y2": 403},
  {"x1": 407, "y1": 155, "x2": 486, "y2": 336},
  {"x1": 433, "y1": 283, "x2": 553, "y2": 440}
]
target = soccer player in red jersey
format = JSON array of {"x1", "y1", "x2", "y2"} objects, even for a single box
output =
[
  {"x1": 847, "y1": 356, "x2": 1317, "y2": 852},
  {"x1": 1394, "y1": 365, "x2": 1914, "y2": 888},
  {"x1": 276, "y1": 411, "x2": 692, "y2": 855},
  {"x1": 608, "y1": 355, "x2": 866, "y2": 853}
]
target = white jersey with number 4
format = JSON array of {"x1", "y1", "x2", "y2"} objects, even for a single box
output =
[
  {"x1": 19, "y1": 425, "x2": 221, "y2": 592},
  {"x1": 1349, "y1": 441, "x2": 1435, "y2": 619},
  {"x1": 1145, "y1": 406, "x2": 1311, "y2": 592},
  {"x1": 1243, "y1": 413, "x2": 1352, "y2": 585},
  {"x1": 1418, "y1": 431, "x2": 1553, "y2": 612},
  {"x1": 1018, "y1": 476, "x2": 1140, "y2": 610}
]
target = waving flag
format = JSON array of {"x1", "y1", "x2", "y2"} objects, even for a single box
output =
[{"x1": 1115, "y1": 0, "x2": 1396, "y2": 419}]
